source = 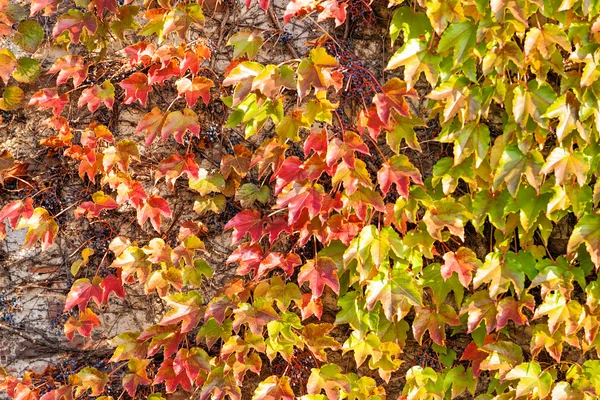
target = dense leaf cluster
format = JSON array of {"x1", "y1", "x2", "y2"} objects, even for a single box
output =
[{"x1": 1, "y1": 0, "x2": 600, "y2": 398}]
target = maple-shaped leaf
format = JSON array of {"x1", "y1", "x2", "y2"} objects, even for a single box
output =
[
  {"x1": 275, "y1": 109, "x2": 310, "y2": 143},
  {"x1": 413, "y1": 304, "x2": 460, "y2": 346},
  {"x1": 159, "y1": 291, "x2": 204, "y2": 333},
  {"x1": 232, "y1": 298, "x2": 279, "y2": 335},
  {"x1": 108, "y1": 332, "x2": 149, "y2": 362},
  {"x1": 110, "y1": 5, "x2": 142, "y2": 40},
  {"x1": 257, "y1": 252, "x2": 301, "y2": 278},
  {"x1": 459, "y1": 335, "x2": 496, "y2": 377},
  {"x1": 377, "y1": 154, "x2": 422, "y2": 197},
  {"x1": 102, "y1": 139, "x2": 140, "y2": 173},
  {"x1": 153, "y1": 358, "x2": 192, "y2": 393},
  {"x1": 47, "y1": 56, "x2": 87, "y2": 88},
  {"x1": 568, "y1": 213, "x2": 600, "y2": 268},
  {"x1": 306, "y1": 364, "x2": 350, "y2": 400},
  {"x1": 423, "y1": 198, "x2": 471, "y2": 241},
  {"x1": 385, "y1": 38, "x2": 441, "y2": 89},
  {"x1": 52, "y1": 9, "x2": 97, "y2": 44},
  {"x1": 39, "y1": 385, "x2": 74, "y2": 400},
  {"x1": 512, "y1": 81, "x2": 556, "y2": 129},
  {"x1": 492, "y1": 144, "x2": 544, "y2": 196},
  {"x1": 136, "y1": 195, "x2": 172, "y2": 232},
  {"x1": 365, "y1": 261, "x2": 422, "y2": 321},
  {"x1": 372, "y1": 78, "x2": 417, "y2": 125},
  {"x1": 461, "y1": 290, "x2": 497, "y2": 333},
  {"x1": 442, "y1": 247, "x2": 481, "y2": 288},
  {"x1": 275, "y1": 182, "x2": 324, "y2": 225},
  {"x1": 74, "y1": 191, "x2": 118, "y2": 219},
  {"x1": 251, "y1": 138, "x2": 287, "y2": 178},
  {"x1": 530, "y1": 324, "x2": 565, "y2": 362},
  {"x1": 524, "y1": 23, "x2": 571, "y2": 61},
  {"x1": 533, "y1": 291, "x2": 585, "y2": 335},
  {"x1": 505, "y1": 362, "x2": 553, "y2": 399},
  {"x1": 156, "y1": 153, "x2": 199, "y2": 190},
  {"x1": 197, "y1": 363, "x2": 242, "y2": 400},
  {"x1": 15, "y1": 207, "x2": 58, "y2": 250},
  {"x1": 227, "y1": 30, "x2": 264, "y2": 59},
  {"x1": 122, "y1": 358, "x2": 152, "y2": 398},
  {"x1": 437, "y1": 121, "x2": 490, "y2": 168},
  {"x1": 0, "y1": 198, "x2": 33, "y2": 229},
  {"x1": 540, "y1": 147, "x2": 591, "y2": 187},
  {"x1": 543, "y1": 92, "x2": 586, "y2": 142},
  {"x1": 28, "y1": 88, "x2": 69, "y2": 116},
  {"x1": 437, "y1": 20, "x2": 477, "y2": 67},
  {"x1": 63, "y1": 308, "x2": 101, "y2": 341},
  {"x1": 173, "y1": 347, "x2": 211, "y2": 384},
  {"x1": 298, "y1": 256, "x2": 340, "y2": 299},
  {"x1": 90, "y1": 0, "x2": 118, "y2": 15},
  {"x1": 100, "y1": 274, "x2": 126, "y2": 303},
  {"x1": 176, "y1": 76, "x2": 214, "y2": 107},
  {"x1": 162, "y1": 3, "x2": 205, "y2": 41},
  {"x1": 136, "y1": 107, "x2": 166, "y2": 146},
  {"x1": 78, "y1": 81, "x2": 115, "y2": 112},
  {"x1": 297, "y1": 48, "x2": 343, "y2": 99},
  {"x1": 317, "y1": 0, "x2": 347, "y2": 27},
  {"x1": 220, "y1": 144, "x2": 252, "y2": 179},
  {"x1": 224, "y1": 209, "x2": 264, "y2": 244},
  {"x1": 478, "y1": 341, "x2": 524, "y2": 379},
  {"x1": 385, "y1": 113, "x2": 426, "y2": 154},
  {"x1": 70, "y1": 367, "x2": 108, "y2": 397},
  {"x1": 30, "y1": 0, "x2": 60, "y2": 16},
  {"x1": 161, "y1": 108, "x2": 200, "y2": 144},
  {"x1": 252, "y1": 376, "x2": 294, "y2": 400},
  {"x1": 496, "y1": 293, "x2": 535, "y2": 330},
  {"x1": 64, "y1": 277, "x2": 103, "y2": 311},
  {"x1": 473, "y1": 251, "x2": 525, "y2": 299},
  {"x1": 119, "y1": 72, "x2": 152, "y2": 106},
  {"x1": 141, "y1": 325, "x2": 184, "y2": 358},
  {"x1": 284, "y1": 0, "x2": 317, "y2": 24},
  {"x1": 342, "y1": 331, "x2": 382, "y2": 368}
]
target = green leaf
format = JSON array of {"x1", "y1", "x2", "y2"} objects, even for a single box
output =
[
  {"x1": 235, "y1": 183, "x2": 270, "y2": 208},
  {"x1": 0, "y1": 86, "x2": 24, "y2": 110},
  {"x1": 437, "y1": 121, "x2": 489, "y2": 167},
  {"x1": 12, "y1": 57, "x2": 40, "y2": 83},
  {"x1": 385, "y1": 38, "x2": 441, "y2": 89},
  {"x1": 437, "y1": 20, "x2": 477, "y2": 66},
  {"x1": 568, "y1": 213, "x2": 600, "y2": 268},
  {"x1": 505, "y1": 362, "x2": 553, "y2": 398},
  {"x1": 14, "y1": 20, "x2": 44, "y2": 52},
  {"x1": 385, "y1": 113, "x2": 426, "y2": 153},
  {"x1": 389, "y1": 6, "x2": 432, "y2": 45},
  {"x1": 227, "y1": 30, "x2": 263, "y2": 59}
]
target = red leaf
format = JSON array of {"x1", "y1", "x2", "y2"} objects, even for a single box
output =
[
  {"x1": 124, "y1": 42, "x2": 156, "y2": 66},
  {"x1": 250, "y1": 138, "x2": 287, "y2": 178},
  {"x1": 460, "y1": 335, "x2": 496, "y2": 377},
  {"x1": 64, "y1": 277, "x2": 103, "y2": 311},
  {"x1": 0, "y1": 198, "x2": 33, "y2": 228},
  {"x1": 116, "y1": 179, "x2": 147, "y2": 208},
  {"x1": 232, "y1": 299, "x2": 278, "y2": 335},
  {"x1": 136, "y1": 107, "x2": 166, "y2": 146},
  {"x1": 226, "y1": 242, "x2": 263, "y2": 276},
  {"x1": 176, "y1": 76, "x2": 214, "y2": 107},
  {"x1": 119, "y1": 72, "x2": 152, "y2": 106},
  {"x1": 272, "y1": 157, "x2": 306, "y2": 195},
  {"x1": 15, "y1": 208, "x2": 58, "y2": 251},
  {"x1": 317, "y1": 0, "x2": 347, "y2": 27},
  {"x1": 161, "y1": 108, "x2": 201, "y2": 144},
  {"x1": 304, "y1": 128, "x2": 328, "y2": 157},
  {"x1": 30, "y1": 0, "x2": 60, "y2": 16},
  {"x1": 90, "y1": 0, "x2": 118, "y2": 15},
  {"x1": 246, "y1": 0, "x2": 269, "y2": 10},
  {"x1": 224, "y1": 209, "x2": 264, "y2": 244},
  {"x1": 78, "y1": 81, "x2": 114, "y2": 112},
  {"x1": 372, "y1": 78, "x2": 417, "y2": 125},
  {"x1": 377, "y1": 155, "x2": 423, "y2": 197},
  {"x1": 136, "y1": 195, "x2": 172, "y2": 232},
  {"x1": 173, "y1": 347, "x2": 211, "y2": 384},
  {"x1": 29, "y1": 89, "x2": 69, "y2": 116},
  {"x1": 147, "y1": 60, "x2": 180, "y2": 85},
  {"x1": 100, "y1": 274, "x2": 126, "y2": 303},
  {"x1": 52, "y1": 9, "x2": 97, "y2": 44},
  {"x1": 264, "y1": 216, "x2": 292, "y2": 243},
  {"x1": 122, "y1": 358, "x2": 151, "y2": 398},
  {"x1": 47, "y1": 56, "x2": 88, "y2": 88},
  {"x1": 301, "y1": 293, "x2": 323, "y2": 320},
  {"x1": 63, "y1": 308, "x2": 101, "y2": 341},
  {"x1": 441, "y1": 247, "x2": 482, "y2": 288},
  {"x1": 159, "y1": 291, "x2": 204, "y2": 333},
  {"x1": 275, "y1": 182, "x2": 323, "y2": 225},
  {"x1": 257, "y1": 252, "x2": 301, "y2": 278},
  {"x1": 156, "y1": 153, "x2": 200, "y2": 190},
  {"x1": 40, "y1": 385, "x2": 73, "y2": 400},
  {"x1": 298, "y1": 257, "x2": 339, "y2": 298},
  {"x1": 496, "y1": 293, "x2": 535, "y2": 330},
  {"x1": 154, "y1": 359, "x2": 192, "y2": 393},
  {"x1": 74, "y1": 191, "x2": 118, "y2": 219},
  {"x1": 139, "y1": 325, "x2": 185, "y2": 358}
]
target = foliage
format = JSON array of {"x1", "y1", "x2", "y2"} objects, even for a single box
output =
[{"x1": 0, "y1": 0, "x2": 600, "y2": 398}]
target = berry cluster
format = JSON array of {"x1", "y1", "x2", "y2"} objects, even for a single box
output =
[
  {"x1": 202, "y1": 122, "x2": 220, "y2": 143},
  {"x1": 53, "y1": 359, "x2": 78, "y2": 384},
  {"x1": 0, "y1": 109, "x2": 13, "y2": 123},
  {"x1": 347, "y1": 0, "x2": 376, "y2": 30},
  {"x1": 416, "y1": 346, "x2": 440, "y2": 370},
  {"x1": 0, "y1": 282, "x2": 21, "y2": 327},
  {"x1": 49, "y1": 304, "x2": 71, "y2": 336},
  {"x1": 270, "y1": 349, "x2": 316, "y2": 394},
  {"x1": 82, "y1": 221, "x2": 115, "y2": 253},
  {"x1": 277, "y1": 30, "x2": 293, "y2": 46}
]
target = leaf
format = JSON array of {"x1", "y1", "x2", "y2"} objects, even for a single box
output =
[
  {"x1": 74, "y1": 191, "x2": 118, "y2": 219},
  {"x1": 442, "y1": 247, "x2": 481, "y2": 288},
  {"x1": 136, "y1": 107, "x2": 166, "y2": 146},
  {"x1": 28, "y1": 88, "x2": 69, "y2": 116},
  {"x1": 425, "y1": 0, "x2": 465, "y2": 34},
  {"x1": 70, "y1": 367, "x2": 108, "y2": 397},
  {"x1": 173, "y1": 347, "x2": 211, "y2": 384},
  {"x1": 385, "y1": 38, "x2": 441, "y2": 89},
  {"x1": 372, "y1": 78, "x2": 417, "y2": 124},
  {"x1": 385, "y1": 113, "x2": 426, "y2": 153},
  {"x1": 12, "y1": 58, "x2": 40, "y2": 84},
  {"x1": 227, "y1": 30, "x2": 264, "y2": 59},
  {"x1": 0, "y1": 86, "x2": 24, "y2": 110},
  {"x1": 462, "y1": 290, "x2": 498, "y2": 333},
  {"x1": 413, "y1": 304, "x2": 460, "y2": 346},
  {"x1": 159, "y1": 291, "x2": 204, "y2": 333},
  {"x1": 505, "y1": 362, "x2": 553, "y2": 398},
  {"x1": 0, "y1": 198, "x2": 33, "y2": 228},
  {"x1": 52, "y1": 9, "x2": 97, "y2": 44},
  {"x1": 100, "y1": 274, "x2": 126, "y2": 303},
  {"x1": 122, "y1": 358, "x2": 151, "y2": 398},
  {"x1": 235, "y1": 183, "x2": 270, "y2": 208},
  {"x1": 232, "y1": 299, "x2": 279, "y2": 335},
  {"x1": 63, "y1": 308, "x2": 101, "y2": 341},
  {"x1": 473, "y1": 251, "x2": 525, "y2": 299},
  {"x1": 365, "y1": 262, "x2": 422, "y2": 321},
  {"x1": 64, "y1": 277, "x2": 103, "y2": 311},
  {"x1": 568, "y1": 213, "x2": 600, "y2": 268},
  {"x1": 47, "y1": 55, "x2": 88, "y2": 89},
  {"x1": 102, "y1": 139, "x2": 139, "y2": 172},
  {"x1": 302, "y1": 323, "x2": 341, "y2": 362},
  {"x1": 136, "y1": 195, "x2": 172, "y2": 232},
  {"x1": 153, "y1": 359, "x2": 192, "y2": 393},
  {"x1": 14, "y1": 20, "x2": 44, "y2": 52},
  {"x1": 543, "y1": 92, "x2": 585, "y2": 142},
  {"x1": 297, "y1": 48, "x2": 343, "y2": 99},
  {"x1": 276, "y1": 110, "x2": 310, "y2": 143},
  {"x1": 120, "y1": 72, "x2": 152, "y2": 106},
  {"x1": 161, "y1": 108, "x2": 200, "y2": 144},
  {"x1": 156, "y1": 153, "x2": 199, "y2": 190},
  {"x1": 30, "y1": 0, "x2": 60, "y2": 16},
  {"x1": 108, "y1": 332, "x2": 148, "y2": 362},
  {"x1": 540, "y1": 147, "x2": 591, "y2": 186},
  {"x1": 524, "y1": 24, "x2": 571, "y2": 60},
  {"x1": 252, "y1": 376, "x2": 294, "y2": 400},
  {"x1": 298, "y1": 257, "x2": 340, "y2": 298},
  {"x1": 78, "y1": 81, "x2": 115, "y2": 112},
  {"x1": 423, "y1": 198, "x2": 470, "y2": 241},
  {"x1": 389, "y1": 6, "x2": 432, "y2": 45},
  {"x1": 533, "y1": 291, "x2": 585, "y2": 334},
  {"x1": 257, "y1": 252, "x2": 301, "y2": 278},
  {"x1": 15, "y1": 207, "x2": 58, "y2": 250},
  {"x1": 437, "y1": 20, "x2": 477, "y2": 66},
  {"x1": 176, "y1": 76, "x2": 214, "y2": 107},
  {"x1": 224, "y1": 209, "x2": 264, "y2": 244},
  {"x1": 377, "y1": 154, "x2": 423, "y2": 197},
  {"x1": 437, "y1": 121, "x2": 489, "y2": 168},
  {"x1": 306, "y1": 364, "x2": 350, "y2": 400}
]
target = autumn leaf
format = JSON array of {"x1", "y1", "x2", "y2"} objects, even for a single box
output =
[
  {"x1": 28, "y1": 88, "x2": 69, "y2": 116},
  {"x1": 423, "y1": 198, "x2": 471, "y2": 241},
  {"x1": 224, "y1": 209, "x2": 264, "y2": 244},
  {"x1": 15, "y1": 207, "x2": 58, "y2": 250},
  {"x1": 78, "y1": 81, "x2": 115, "y2": 112},
  {"x1": 136, "y1": 195, "x2": 172, "y2": 232},
  {"x1": 413, "y1": 304, "x2": 460, "y2": 346},
  {"x1": 298, "y1": 256, "x2": 340, "y2": 299},
  {"x1": 136, "y1": 107, "x2": 166, "y2": 146},
  {"x1": 437, "y1": 121, "x2": 490, "y2": 168},
  {"x1": 568, "y1": 213, "x2": 600, "y2": 268},
  {"x1": 540, "y1": 147, "x2": 591, "y2": 186},
  {"x1": 176, "y1": 76, "x2": 214, "y2": 107},
  {"x1": 505, "y1": 362, "x2": 553, "y2": 398},
  {"x1": 122, "y1": 358, "x2": 152, "y2": 398},
  {"x1": 161, "y1": 108, "x2": 201, "y2": 144},
  {"x1": 252, "y1": 376, "x2": 294, "y2": 400},
  {"x1": 70, "y1": 367, "x2": 108, "y2": 397},
  {"x1": 52, "y1": 9, "x2": 97, "y2": 44},
  {"x1": 119, "y1": 72, "x2": 152, "y2": 106},
  {"x1": 14, "y1": 20, "x2": 44, "y2": 53},
  {"x1": 306, "y1": 364, "x2": 350, "y2": 400},
  {"x1": 385, "y1": 38, "x2": 441, "y2": 89},
  {"x1": 297, "y1": 48, "x2": 343, "y2": 99},
  {"x1": 377, "y1": 154, "x2": 423, "y2": 197},
  {"x1": 47, "y1": 55, "x2": 88, "y2": 88},
  {"x1": 156, "y1": 153, "x2": 200, "y2": 190},
  {"x1": 473, "y1": 251, "x2": 525, "y2": 299},
  {"x1": 153, "y1": 359, "x2": 192, "y2": 393},
  {"x1": 232, "y1": 298, "x2": 279, "y2": 335},
  {"x1": 442, "y1": 247, "x2": 481, "y2": 288},
  {"x1": 372, "y1": 78, "x2": 417, "y2": 125},
  {"x1": 159, "y1": 291, "x2": 204, "y2": 333},
  {"x1": 63, "y1": 308, "x2": 101, "y2": 341},
  {"x1": 227, "y1": 30, "x2": 264, "y2": 59},
  {"x1": 173, "y1": 347, "x2": 211, "y2": 384}
]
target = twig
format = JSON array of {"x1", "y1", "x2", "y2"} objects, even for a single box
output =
[{"x1": 268, "y1": 3, "x2": 299, "y2": 59}]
